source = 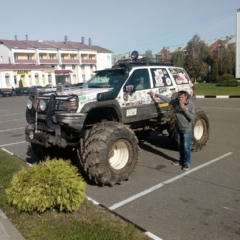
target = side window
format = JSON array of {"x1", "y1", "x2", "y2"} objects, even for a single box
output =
[
  {"x1": 150, "y1": 68, "x2": 173, "y2": 87},
  {"x1": 125, "y1": 69, "x2": 150, "y2": 91},
  {"x1": 168, "y1": 68, "x2": 190, "y2": 85}
]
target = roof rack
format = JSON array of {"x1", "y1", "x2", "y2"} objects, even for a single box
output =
[
  {"x1": 112, "y1": 58, "x2": 174, "y2": 69},
  {"x1": 112, "y1": 50, "x2": 174, "y2": 69}
]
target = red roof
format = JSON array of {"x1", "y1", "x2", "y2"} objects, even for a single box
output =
[{"x1": 0, "y1": 39, "x2": 112, "y2": 53}]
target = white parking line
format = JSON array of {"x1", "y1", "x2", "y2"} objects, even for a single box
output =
[
  {"x1": 0, "y1": 127, "x2": 25, "y2": 133},
  {"x1": 86, "y1": 197, "x2": 163, "y2": 240},
  {"x1": 0, "y1": 141, "x2": 26, "y2": 147},
  {"x1": 145, "y1": 232, "x2": 163, "y2": 240},
  {"x1": 0, "y1": 113, "x2": 24, "y2": 116},
  {"x1": 109, "y1": 152, "x2": 232, "y2": 210},
  {"x1": 1, "y1": 148, "x2": 14, "y2": 155},
  {"x1": 0, "y1": 118, "x2": 25, "y2": 123}
]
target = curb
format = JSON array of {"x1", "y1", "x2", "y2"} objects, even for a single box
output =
[
  {"x1": 196, "y1": 95, "x2": 240, "y2": 98},
  {"x1": 0, "y1": 209, "x2": 26, "y2": 240}
]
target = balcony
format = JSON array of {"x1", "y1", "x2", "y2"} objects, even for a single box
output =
[
  {"x1": 61, "y1": 59, "x2": 79, "y2": 64},
  {"x1": 39, "y1": 59, "x2": 59, "y2": 64},
  {"x1": 81, "y1": 59, "x2": 96, "y2": 64},
  {"x1": 15, "y1": 59, "x2": 36, "y2": 64}
]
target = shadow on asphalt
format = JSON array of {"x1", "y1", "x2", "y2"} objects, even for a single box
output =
[
  {"x1": 138, "y1": 131, "x2": 178, "y2": 162},
  {"x1": 24, "y1": 130, "x2": 178, "y2": 186}
]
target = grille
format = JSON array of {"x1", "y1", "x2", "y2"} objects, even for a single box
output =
[{"x1": 36, "y1": 95, "x2": 78, "y2": 113}]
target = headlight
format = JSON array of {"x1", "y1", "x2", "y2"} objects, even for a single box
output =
[
  {"x1": 70, "y1": 99, "x2": 77, "y2": 110},
  {"x1": 27, "y1": 99, "x2": 33, "y2": 109},
  {"x1": 39, "y1": 99, "x2": 46, "y2": 111}
]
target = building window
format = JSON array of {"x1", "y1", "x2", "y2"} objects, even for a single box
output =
[
  {"x1": 61, "y1": 55, "x2": 65, "y2": 60},
  {"x1": 62, "y1": 65, "x2": 65, "y2": 69},
  {"x1": 72, "y1": 65, "x2": 75, "y2": 69},
  {"x1": 39, "y1": 54, "x2": 43, "y2": 59},
  {"x1": 5, "y1": 74, "x2": 10, "y2": 85},
  {"x1": 35, "y1": 73, "x2": 39, "y2": 85},
  {"x1": 27, "y1": 54, "x2": 32, "y2": 60},
  {"x1": 14, "y1": 54, "x2": 18, "y2": 60},
  {"x1": 49, "y1": 54, "x2": 54, "y2": 59}
]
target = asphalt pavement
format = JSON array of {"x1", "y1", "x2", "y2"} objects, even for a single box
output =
[{"x1": 0, "y1": 95, "x2": 240, "y2": 240}]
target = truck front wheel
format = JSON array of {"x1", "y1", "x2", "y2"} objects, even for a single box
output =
[{"x1": 78, "y1": 122, "x2": 139, "y2": 186}]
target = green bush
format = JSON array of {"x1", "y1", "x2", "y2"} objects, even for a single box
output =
[
  {"x1": 6, "y1": 158, "x2": 86, "y2": 213},
  {"x1": 219, "y1": 73, "x2": 234, "y2": 81},
  {"x1": 216, "y1": 80, "x2": 239, "y2": 87}
]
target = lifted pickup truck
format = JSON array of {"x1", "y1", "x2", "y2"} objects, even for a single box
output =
[{"x1": 25, "y1": 51, "x2": 210, "y2": 186}]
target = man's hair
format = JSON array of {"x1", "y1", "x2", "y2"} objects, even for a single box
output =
[{"x1": 178, "y1": 91, "x2": 190, "y2": 99}]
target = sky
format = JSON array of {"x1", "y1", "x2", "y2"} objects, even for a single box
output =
[{"x1": 0, "y1": 0, "x2": 239, "y2": 55}]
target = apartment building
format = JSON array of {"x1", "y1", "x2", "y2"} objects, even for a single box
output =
[{"x1": 0, "y1": 36, "x2": 112, "y2": 88}]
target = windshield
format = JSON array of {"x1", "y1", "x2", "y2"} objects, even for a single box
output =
[{"x1": 83, "y1": 69, "x2": 126, "y2": 89}]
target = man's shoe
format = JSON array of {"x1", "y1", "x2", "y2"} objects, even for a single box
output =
[
  {"x1": 172, "y1": 160, "x2": 182, "y2": 166},
  {"x1": 182, "y1": 164, "x2": 190, "y2": 170}
]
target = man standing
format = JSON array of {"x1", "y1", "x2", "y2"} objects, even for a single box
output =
[
  {"x1": 12, "y1": 86, "x2": 16, "y2": 96},
  {"x1": 148, "y1": 90, "x2": 195, "y2": 170}
]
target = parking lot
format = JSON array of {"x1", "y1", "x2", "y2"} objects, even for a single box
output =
[{"x1": 0, "y1": 96, "x2": 240, "y2": 240}]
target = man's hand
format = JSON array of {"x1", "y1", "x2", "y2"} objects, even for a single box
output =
[
  {"x1": 179, "y1": 100, "x2": 186, "y2": 109},
  {"x1": 148, "y1": 90, "x2": 155, "y2": 96},
  {"x1": 178, "y1": 93, "x2": 187, "y2": 109}
]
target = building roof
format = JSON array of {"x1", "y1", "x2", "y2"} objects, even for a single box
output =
[{"x1": 0, "y1": 38, "x2": 112, "y2": 53}]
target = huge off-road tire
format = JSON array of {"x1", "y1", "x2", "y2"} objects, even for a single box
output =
[
  {"x1": 191, "y1": 108, "x2": 210, "y2": 151},
  {"x1": 78, "y1": 121, "x2": 139, "y2": 186},
  {"x1": 167, "y1": 107, "x2": 210, "y2": 151}
]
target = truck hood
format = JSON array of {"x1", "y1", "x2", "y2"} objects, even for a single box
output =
[
  {"x1": 44, "y1": 87, "x2": 114, "y2": 112},
  {"x1": 64, "y1": 87, "x2": 112, "y2": 100}
]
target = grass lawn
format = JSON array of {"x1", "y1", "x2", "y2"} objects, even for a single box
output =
[
  {"x1": 0, "y1": 150, "x2": 151, "y2": 240},
  {"x1": 194, "y1": 83, "x2": 240, "y2": 96}
]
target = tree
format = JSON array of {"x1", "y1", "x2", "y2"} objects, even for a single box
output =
[
  {"x1": 142, "y1": 50, "x2": 154, "y2": 63},
  {"x1": 19, "y1": 79, "x2": 23, "y2": 87},
  {"x1": 184, "y1": 34, "x2": 212, "y2": 82},
  {"x1": 222, "y1": 44, "x2": 235, "y2": 75},
  {"x1": 172, "y1": 51, "x2": 185, "y2": 67},
  {"x1": 212, "y1": 60, "x2": 219, "y2": 82}
]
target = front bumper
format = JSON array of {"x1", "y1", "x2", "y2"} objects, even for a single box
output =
[{"x1": 25, "y1": 113, "x2": 87, "y2": 148}]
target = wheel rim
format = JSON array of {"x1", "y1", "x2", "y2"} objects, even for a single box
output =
[
  {"x1": 194, "y1": 119, "x2": 205, "y2": 140},
  {"x1": 108, "y1": 139, "x2": 130, "y2": 171}
]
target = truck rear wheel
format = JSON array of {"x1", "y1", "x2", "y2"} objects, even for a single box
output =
[
  {"x1": 191, "y1": 108, "x2": 210, "y2": 151},
  {"x1": 167, "y1": 107, "x2": 210, "y2": 151},
  {"x1": 78, "y1": 122, "x2": 139, "y2": 186}
]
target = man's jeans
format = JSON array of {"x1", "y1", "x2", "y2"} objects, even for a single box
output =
[{"x1": 177, "y1": 129, "x2": 192, "y2": 166}]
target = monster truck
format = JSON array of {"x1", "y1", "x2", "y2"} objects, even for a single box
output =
[{"x1": 25, "y1": 51, "x2": 210, "y2": 186}]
